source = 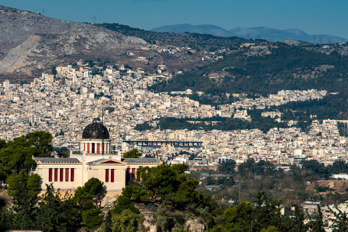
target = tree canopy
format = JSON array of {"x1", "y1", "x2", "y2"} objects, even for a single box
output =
[{"x1": 123, "y1": 148, "x2": 142, "y2": 158}]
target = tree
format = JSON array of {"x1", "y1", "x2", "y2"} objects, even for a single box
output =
[
  {"x1": 7, "y1": 173, "x2": 40, "y2": 199},
  {"x1": 123, "y1": 148, "x2": 142, "y2": 158},
  {"x1": 22, "y1": 131, "x2": 53, "y2": 157},
  {"x1": 0, "y1": 146, "x2": 36, "y2": 176},
  {"x1": 329, "y1": 206, "x2": 348, "y2": 232},
  {"x1": 52, "y1": 66, "x2": 57, "y2": 76},
  {"x1": 82, "y1": 208, "x2": 104, "y2": 229},
  {"x1": 219, "y1": 159, "x2": 236, "y2": 174},
  {"x1": 0, "y1": 132, "x2": 54, "y2": 181},
  {"x1": 37, "y1": 184, "x2": 77, "y2": 232},
  {"x1": 111, "y1": 209, "x2": 143, "y2": 232},
  {"x1": 0, "y1": 196, "x2": 13, "y2": 231},
  {"x1": 307, "y1": 205, "x2": 325, "y2": 232},
  {"x1": 211, "y1": 202, "x2": 254, "y2": 232},
  {"x1": 73, "y1": 178, "x2": 105, "y2": 229},
  {"x1": 0, "y1": 139, "x2": 6, "y2": 150},
  {"x1": 73, "y1": 177, "x2": 104, "y2": 209},
  {"x1": 7, "y1": 172, "x2": 39, "y2": 230},
  {"x1": 103, "y1": 210, "x2": 113, "y2": 232}
]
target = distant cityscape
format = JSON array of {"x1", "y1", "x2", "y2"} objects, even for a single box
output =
[{"x1": 0, "y1": 63, "x2": 346, "y2": 172}]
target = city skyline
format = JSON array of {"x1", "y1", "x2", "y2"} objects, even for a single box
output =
[{"x1": 1, "y1": 0, "x2": 348, "y2": 39}]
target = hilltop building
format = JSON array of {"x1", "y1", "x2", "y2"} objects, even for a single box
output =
[{"x1": 34, "y1": 119, "x2": 161, "y2": 193}]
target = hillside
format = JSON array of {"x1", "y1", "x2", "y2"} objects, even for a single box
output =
[
  {"x1": 97, "y1": 23, "x2": 249, "y2": 50},
  {"x1": 0, "y1": 6, "x2": 219, "y2": 82},
  {"x1": 152, "y1": 24, "x2": 348, "y2": 44},
  {"x1": 150, "y1": 42, "x2": 348, "y2": 119}
]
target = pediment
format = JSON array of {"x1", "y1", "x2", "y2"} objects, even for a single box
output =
[
  {"x1": 101, "y1": 160, "x2": 122, "y2": 164},
  {"x1": 89, "y1": 158, "x2": 126, "y2": 165}
]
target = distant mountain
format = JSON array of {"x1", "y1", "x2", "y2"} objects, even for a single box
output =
[
  {"x1": 152, "y1": 24, "x2": 348, "y2": 44},
  {"x1": 152, "y1": 24, "x2": 232, "y2": 37}
]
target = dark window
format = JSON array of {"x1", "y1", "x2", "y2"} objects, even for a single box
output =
[
  {"x1": 105, "y1": 169, "x2": 109, "y2": 182},
  {"x1": 92, "y1": 143, "x2": 95, "y2": 153},
  {"x1": 71, "y1": 168, "x2": 74, "y2": 182},
  {"x1": 65, "y1": 168, "x2": 69, "y2": 182},
  {"x1": 111, "y1": 169, "x2": 115, "y2": 182},
  {"x1": 60, "y1": 168, "x2": 64, "y2": 182},
  {"x1": 49, "y1": 168, "x2": 52, "y2": 182}
]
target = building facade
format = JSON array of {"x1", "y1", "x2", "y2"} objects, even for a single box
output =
[{"x1": 34, "y1": 119, "x2": 161, "y2": 193}]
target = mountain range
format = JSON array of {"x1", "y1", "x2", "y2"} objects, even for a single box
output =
[
  {"x1": 152, "y1": 24, "x2": 348, "y2": 44},
  {"x1": 1, "y1": 4, "x2": 348, "y2": 85}
]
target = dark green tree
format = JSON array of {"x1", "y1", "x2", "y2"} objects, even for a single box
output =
[
  {"x1": 111, "y1": 208, "x2": 143, "y2": 232},
  {"x1": 103, "y1": 210, "x2": 113, "y2": 232},
  {"x1": 7, "y1": 172, "x2": 39, "y2": 230},
  {"x1": 307, "y1": 205, "x2": 325, "y2": 232},
  {"x1": 219, "y1": 159, "x2": 236, "y2": 174},
  {"x1": 329, "y1": 206, "x2": 348, "y2": 232},
  {"x1": 123, "y1": 148, "x2": 142, "y2": 158},
  {"x1": 37, "y1": 184, "x2": 77, "y2": 232},
  {"x1": 82, "y1": 208, "x2": 104, "y2": 229},
  {"x1": 52, "y1": 66, "x2": 57, "y2": 76},
  {"x1": 72, "y1": 177, "x2": 105, "y2": 229}
]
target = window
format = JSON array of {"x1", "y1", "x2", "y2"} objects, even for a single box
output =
[
  {"x1": 65, "y1": 168, "x2": 69, "y2": 182},
  {"x1": 60, "y1": 168, "x2": 64, "y2": 182},
  {"x1": 71, "y1": 168, "x2": 74, "y2": 182},
  {"x1": 111, "y1": 169, "x2": 115, "y2": 182},
  {"x1": 97, "y1": 143, "x2": 100, "y2": 154},
  {"x1": 49, "y1": 168, "x2": 52, "y2": 182},
  {"x1": 105, "y1": 169, "x2": 109, "y2": 182}
]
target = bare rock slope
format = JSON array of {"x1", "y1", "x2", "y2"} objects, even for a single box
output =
[{"x1": 0, "y1": 6, "x2": 149, "y2": 79}]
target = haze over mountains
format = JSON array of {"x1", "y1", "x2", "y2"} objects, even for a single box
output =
[{"x1": 152, "y1": 24, "x2": 348, "y2": 44}]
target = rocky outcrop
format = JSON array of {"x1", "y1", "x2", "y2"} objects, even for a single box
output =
[{"x1": 137, "y1": 204, "x2": 206, "y2": 232}]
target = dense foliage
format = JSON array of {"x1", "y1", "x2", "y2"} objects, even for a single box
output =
[
  {"x1": 205, "y1": 158, "x2": 348, "y2": 206},
  {"x1": 1, "y1": 177, "x2": 104, "y2": 231},
  {"x1": 103, "y1": 164, "x2": 222, "y2": 231},
  {"x1": 123, "y1": 148, "x2": 143, "y2": 158}
]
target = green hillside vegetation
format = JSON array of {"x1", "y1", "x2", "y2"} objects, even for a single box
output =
[
  {"x1": 150, "y1": 43, "x2": 348, "y2": 119},
  {"x1": 201, "y1": 159, "x2": 348, "y2": 207},
  {"x1": 151, "y1": 43, "x2": 348, "y2": 95}
]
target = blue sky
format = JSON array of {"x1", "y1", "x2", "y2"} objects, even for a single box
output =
[{"x1": 2, "y1": 0, "x2": 347, "y2": 39}]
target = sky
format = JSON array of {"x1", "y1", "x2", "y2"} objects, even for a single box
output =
[{"x1": 1, "y1": 0, "x2": 348, "y2": 39}]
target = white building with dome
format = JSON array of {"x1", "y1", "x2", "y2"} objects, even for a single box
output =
[{"x1": 34, "y1": 119, "x2": 161, "y2": 193}]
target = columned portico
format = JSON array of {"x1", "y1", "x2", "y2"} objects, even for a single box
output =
[{"x1": 80, "y1": 139, "x2": 111, "y2": 154}]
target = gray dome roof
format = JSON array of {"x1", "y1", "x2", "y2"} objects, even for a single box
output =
[{"x1": 82, "y1": 119, "x2": 110, "y2": 139}]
